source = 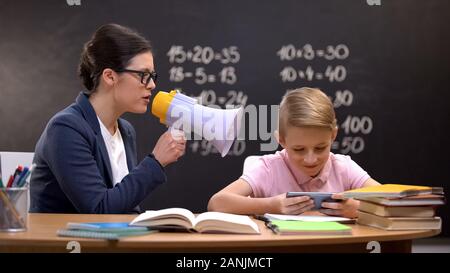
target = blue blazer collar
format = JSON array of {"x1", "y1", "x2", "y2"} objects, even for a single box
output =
[
  {"x1": 76, "y1": 92, "x2": 133, "y2": 139},
  {"x1": 75, "y1": 92, "x2": 101, "y2": 135},
  {"x1": 75, "y1": 92, "x2": 136, "y2": 185},
  {"x1": 75, "y1": 92, "x2": 114, "y2": 186}
]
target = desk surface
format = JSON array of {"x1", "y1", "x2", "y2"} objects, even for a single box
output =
[{"x1": 0, "y1": 213, "x2": 440, "y2": 253}]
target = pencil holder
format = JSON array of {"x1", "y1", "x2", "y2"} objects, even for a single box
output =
[{"x1": 0, "y1": 187, "x2": 28, "y2": 232}]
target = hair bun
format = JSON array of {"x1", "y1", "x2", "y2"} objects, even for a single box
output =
[{"x1": 78, "y1": 49, "x2": 95, "y2": 91}]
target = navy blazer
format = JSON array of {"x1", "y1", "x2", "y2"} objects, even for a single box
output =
[{"x1": 30, "y1": 92, "x2": 166, "y2": 214}]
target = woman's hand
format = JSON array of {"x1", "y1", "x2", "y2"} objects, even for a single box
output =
[
  {"x1": 152, "y1": 129, "x2": 186, "y2": 167},
  {"x1": 320, "y1": 194, "x2": 360, "y2": 218},
  {"x1": 269, "y1": 193, "x2": 315, "y2": 215}
]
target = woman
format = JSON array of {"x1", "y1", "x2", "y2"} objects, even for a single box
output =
[{"x1": 30, "y1": 24, "x2": 186, "y2": 213}]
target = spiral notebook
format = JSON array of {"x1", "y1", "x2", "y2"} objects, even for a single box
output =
[
  {"x1": 57, "y1": 229, "x2": 153, "y2": 240},
  {"x1": 57, "y1": 222, "x2": 155, "y2": 240},
  {"x1": 66, "y1": 222, "x2": 148, "y2": 232}
]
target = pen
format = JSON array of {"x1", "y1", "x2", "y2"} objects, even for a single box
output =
[
  {"x1": 254, "y1": 215, "x2": 279, "y2": 234},
  {"x1": 17, "y1": 163, "x2": 35, "y2": 187},
  {"x1": 12, "y1": 165, "x2": 23, "y2": 178},
  {"x1": 6, "y1": 175, "x2": 14, "y2": 188},
  {"x1": 12, "y1": 166, "x2": 28, "y2": 188},
  {"x1": 265, "y1": 222, "x2": 279, "y2": 234},
  {"x1": 11, "y1": 173, "x2": 22, "y2": 188},
  {"x1": 8, "y1": 165, "x2": 23, "y2": 187},
  {"x1": 254, "y1": 215, "x2": 270, "y2": 223}
]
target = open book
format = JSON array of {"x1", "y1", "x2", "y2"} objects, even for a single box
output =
[{"x1": 130, "y1": 208, "x2": 260, "y2": 234}]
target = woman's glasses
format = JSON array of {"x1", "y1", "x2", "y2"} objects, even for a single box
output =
[{"x1": 116, "y1": 69, "x2": 157, "y2": 88}]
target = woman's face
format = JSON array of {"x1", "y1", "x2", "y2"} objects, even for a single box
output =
[
  {"x1": 279, "y1": 126, "x2": 337, "y2": 177},
  {"x1": 115, "y1": 51, "x2": 156, "y2": 114}
]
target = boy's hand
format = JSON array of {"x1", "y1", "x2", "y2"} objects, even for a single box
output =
[
  {"x1": 270, "y1": 193, "x2": 315, "y2": 215},
  {"x1": 320, "y1": 194, "x2": 360, "y2": 218}
]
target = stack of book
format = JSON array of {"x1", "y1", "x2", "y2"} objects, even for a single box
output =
[{"x1": 342, "y1": 184, "x2": 445, "y2": 230}]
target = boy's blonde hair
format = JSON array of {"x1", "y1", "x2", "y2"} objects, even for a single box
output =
[{"x1": 278, "y1": 87, "x2": 337, "y2": 137}]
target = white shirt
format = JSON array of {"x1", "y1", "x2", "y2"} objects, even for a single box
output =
[{"x1": 97, "y1": 117, "x2": 129, "y2": 187}]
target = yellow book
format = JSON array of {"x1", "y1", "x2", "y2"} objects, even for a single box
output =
[
  {"x1": 356, "y1": 194, "x2": 445, "y2": 207},
  {"x1": 342, "y1": 184, "x2": 444, "y2": 199}
]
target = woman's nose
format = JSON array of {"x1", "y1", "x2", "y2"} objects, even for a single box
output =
[{"x1": 146, "y1": 78, "x2": 156, "y2": 90}]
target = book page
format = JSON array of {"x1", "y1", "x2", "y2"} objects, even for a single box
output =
[
  {"x1": 194, "y1": 212, "x2": 260, "y2": 234},
  {"x1": 130, "y1": 208, "x2": 196, "y2": 228}
]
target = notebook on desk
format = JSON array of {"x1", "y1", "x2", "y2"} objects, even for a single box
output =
[
  {"x1": 268, "y1": 220, "x2": 352, "y2": 235},
  {"x1": 56, "y1": 229, "x2": 154, "y2": 240},
  {"x1": 264, "y1": 213, "x2": 355, "y2": 224},
  {"x1": 57, "y1": 222, "x2": 155, "y2": 240}
]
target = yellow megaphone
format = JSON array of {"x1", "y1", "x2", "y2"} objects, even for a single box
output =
[{"x1": 152, "y1": 90, "x2": 243, "y2": 157}]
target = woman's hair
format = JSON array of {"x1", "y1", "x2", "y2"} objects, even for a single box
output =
[
  {"x1": 78, "y1": 23, "x2": 152, "y2": 93},
  {"x1": 278, "y1": 87, "x2": 337, "y2": 137}
]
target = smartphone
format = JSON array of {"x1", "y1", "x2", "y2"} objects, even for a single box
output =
[{"x1": 286, "y1": 192, "x2": 340, "y2": 210}]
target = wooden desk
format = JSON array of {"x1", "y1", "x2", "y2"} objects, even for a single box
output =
[{"x1": 0, "y1": 213, "x2": 440, "y2": 253}]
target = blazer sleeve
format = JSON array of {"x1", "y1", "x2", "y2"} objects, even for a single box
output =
[{"x1": 43, "y1": 114, "x2": 166, "y2": 213}]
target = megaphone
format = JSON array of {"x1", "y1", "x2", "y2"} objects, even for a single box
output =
[{"x1": 151, "y1": 90, "x2": 244, "y2": 157}]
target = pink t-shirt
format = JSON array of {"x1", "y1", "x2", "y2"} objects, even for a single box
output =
[{"x1": 241, "y1": 149, "x2": 370, "y2": 197}]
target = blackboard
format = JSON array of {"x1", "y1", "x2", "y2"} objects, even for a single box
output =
[{"x1": 0, "y1": 0, "x2": 449, "y2": 236}]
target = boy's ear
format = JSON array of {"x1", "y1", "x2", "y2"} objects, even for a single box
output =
[
  {"x1": 275, "y1": 130, "x2": 286, "y2": 149},
  {"x1": 101, "y1": 68, "x2": 117, "y2": 87},
  {"x1": 331, "y1": 127, "x2": 338, "y2": 142}
]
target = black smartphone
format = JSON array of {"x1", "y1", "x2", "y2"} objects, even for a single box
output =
[{"x1": 286, "y1": 192, "x2": 340, "y2": 210}]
